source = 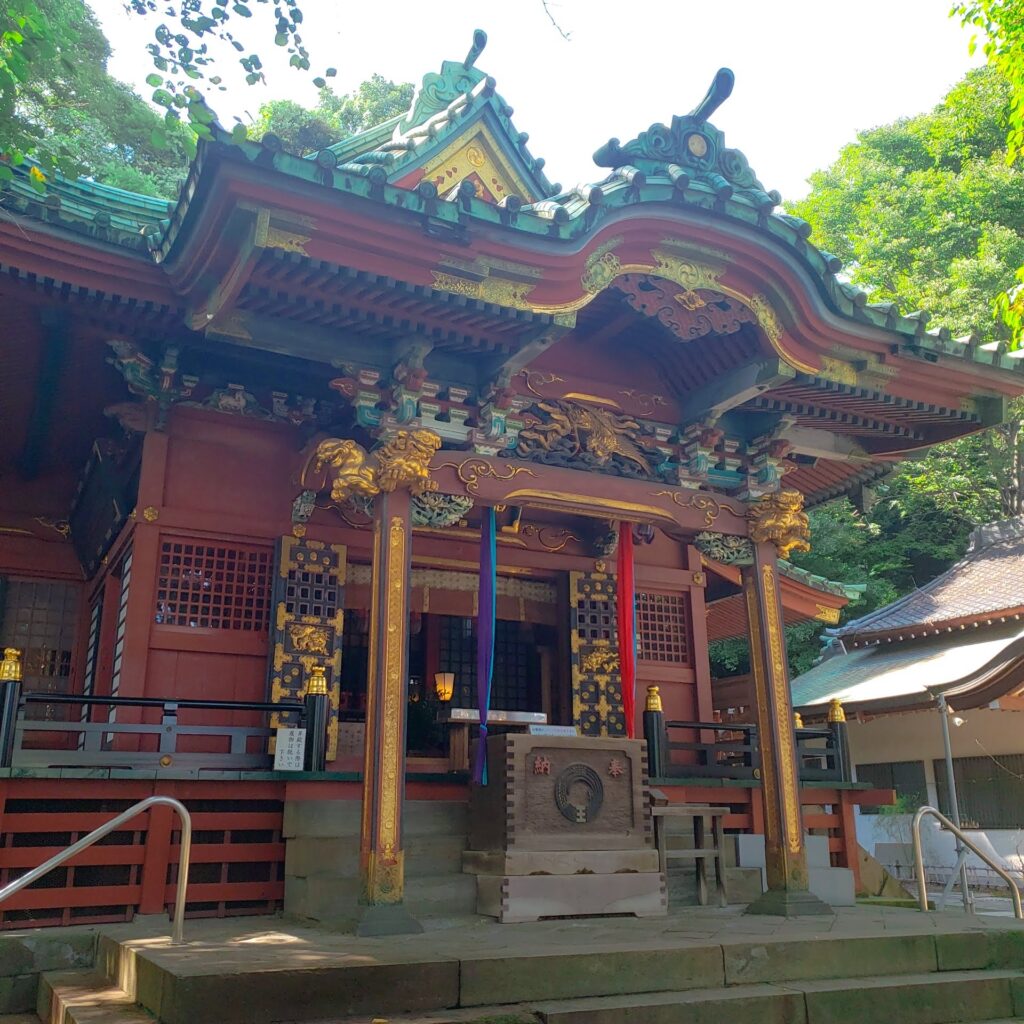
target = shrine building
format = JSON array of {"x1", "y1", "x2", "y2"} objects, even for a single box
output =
[{"x1": 2, "y1": 32, "x2": 1023, "y2": 931}]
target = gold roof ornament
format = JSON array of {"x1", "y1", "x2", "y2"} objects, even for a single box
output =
[
  {"x1": 0, "y1": 648, "x2": 22, "y2": 682},
  {"x1": 748, "y1": 489, "x2": 811, "y2": 560},
  {"x1": 793, "y1": 711, "x2": 804, "y2": 729}
]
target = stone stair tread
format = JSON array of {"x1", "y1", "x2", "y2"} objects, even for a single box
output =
[
  {"x1": 784, "y1": 967, "x2": 1023, "y2": 992},
  {"x1": 530, "y1": 970, "x2": 1024, "y2": 1022},
  {"x1": 38, "y1": 971, "x2": 149, "y2": 1024}
]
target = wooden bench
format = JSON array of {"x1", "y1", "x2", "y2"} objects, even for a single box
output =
[{"x1": 650, "y1": 794, "x2": 729, "y2": 907}]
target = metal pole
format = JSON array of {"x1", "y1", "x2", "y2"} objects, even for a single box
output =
[
  {"x1": 937, "y1": 695, "x2": 973, "y2": 913},
  {"x1": 0, "y1": 795, "x2": 192, "y2": 943}
]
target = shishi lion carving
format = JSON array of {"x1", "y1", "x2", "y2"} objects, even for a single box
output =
[
  {"x1": 302, "y1": 428, "x2": 442, "y2": 506},
  {"x1": 289, "y1": 624, "x2": 330, "y2": 655},
  {"x1": 748, "y1": 489, "x2": 811, "y2": 560},
  {"x1": 374, "y1": 429, "x2": 442, "y2": 495}
]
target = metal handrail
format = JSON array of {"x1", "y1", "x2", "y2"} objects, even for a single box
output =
[
  {"x1": 0, "y1": 796, "x2": 193, "y2": 942},
  {"x1": 912, "y1": 805, "x2": 1023, "y2": 920}
]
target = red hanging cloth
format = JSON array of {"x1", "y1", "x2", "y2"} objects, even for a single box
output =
[{"x1": 616, "y1": 522, "x2": 637, "y2": 739}]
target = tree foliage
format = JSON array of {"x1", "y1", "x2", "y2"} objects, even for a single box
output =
[
  {"x1": 1, "y1": 0, "x2": 193, "y2": 193},
  {"x1": 253, "y1": 75, "x2": 414, "y2": 156},
  {"x1": 713, "y1": 67, "x2": 1024, "y2": 682},
  {"x1": 953, "y1": 2, "x2": 1024, "y2": 343}
]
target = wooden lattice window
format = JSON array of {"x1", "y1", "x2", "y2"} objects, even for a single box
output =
[
  {"x1": 285, "y1": 565, "x2": 340, "y2": 620},
  {"x1": 0, "y1": 578, "x2": 80, "y2": 721},
  {"x1": 636, "y1": 591, "x2": 691, "y2": 665},
  {"x1": 155, "y1": 540, "x2": 272, "y2": 631},
  {"x1": 575, "y1": 596, "x2": 616, "y2": 643},
  {"x1": 438, "y1": 616, "x2": 541, "y2": 712}
]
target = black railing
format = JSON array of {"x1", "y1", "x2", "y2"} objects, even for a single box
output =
[
  {"x1": 643, "y1": 703, "x2": 851, "y2": 784},
  {"x1": 0, "y1": 689, "x2": 331, "y2": 774}
]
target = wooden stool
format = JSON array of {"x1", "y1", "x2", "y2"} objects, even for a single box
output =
[{"x1": 650, "y1": 798, "x2": 729, "y2": 907}]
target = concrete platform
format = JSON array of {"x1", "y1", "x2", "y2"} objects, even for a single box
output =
[{"x1": 71, "y1": 904, "x2": 1024, "y2": 1024}]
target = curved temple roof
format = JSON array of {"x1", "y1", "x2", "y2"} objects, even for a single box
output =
[{"x1": 3, "y1": 31, "x2": 1024, "y2": 517}]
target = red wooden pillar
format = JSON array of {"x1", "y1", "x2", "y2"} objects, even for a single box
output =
[
  {"x1": 742, "y1": 541, "x2": 831, "y2": 916},
  {"x1": 138, "y1": 784, "x2": 175, "y2": 916}
]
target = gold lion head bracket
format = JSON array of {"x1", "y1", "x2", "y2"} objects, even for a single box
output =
[
  {"x1": 300, "y1": 428, "x2": 443, "y2": 509},
  {"x1": 748, "y1": 488, "x2": 810, "y2": 560}
]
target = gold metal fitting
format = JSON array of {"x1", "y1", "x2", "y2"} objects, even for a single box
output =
[
  {"x1": 793, "y1": 711, "x2": 804, "y2": 729},
  {"x1": 306, "y1": 664, "x2": 328, "y2": 696},
  {"x1": 827, "y1": 697, "x2": 846, "y2": 723},
  {"x1": 645, "y1": 685, "x2": 663, "y2": 713},
  {"x1": 0, "y1": 648, "x2": 22, "y2": 682}
]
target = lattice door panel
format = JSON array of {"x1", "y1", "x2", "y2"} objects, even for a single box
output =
[
  {"x1": 267, "y1": 537, "x2": 346, "y2": 759},
  {"x1": 636, "y1": 590, "x2": 692, "y2": 666},
  {"x1": 568, "y1": 568, "x2": 624, "y2": 737}
]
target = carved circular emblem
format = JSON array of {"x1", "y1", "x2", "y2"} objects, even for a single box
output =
[
  {"x1": 467, "y1": 145, "x2": 486, "y2": 168},
  {"x1": 686, "y1": 133, "x2": 709, "y2": 158},
  {"x1": 554, "y1": 763, "x2": 604, "y2": 824}
]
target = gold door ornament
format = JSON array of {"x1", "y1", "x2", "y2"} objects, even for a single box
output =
[
  {"x1": 569, "y1": 568, "x2": 625, "y2": 737},
  {"x1": 268, "y1": 536, "x2": 346, "y2": 759}
]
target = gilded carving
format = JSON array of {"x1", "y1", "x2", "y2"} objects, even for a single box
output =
[
  {"x1": 762, "y1": 564, "x2": 803, "y2": 855},
  {"x1": 748, "y1": 489, "x2": 811, "y2": 560},
  {"x1": 818, "y1": 356, "x2": 859, "y2": 387},
  {"x1": 521, "y1": 524, "x2": 581, "y2": 553},
  {"x1": 652, "y1": 490, "x2": 743, "y2": 528},
  {"x1": 516, "y1": 398, "x2": 655, "y2": 477},
  {"x1": 374, "y1": 429, "x2": 442, "y2": 496},
  {"x1": 814, "y1": 603, "x2": 841, "y2": 625},
  {"x1": 651, "y1": 250, "x2": 725, "y2": 292},
  {"x1": 307, "y1": 438, "x2": 381, "y2": 504},
  {"x1": 581, "y1": 237, "x2": 624, "y2": 294},
  {"x1": 289, "y1": 624, "x2": 330, "y2": 655},
  {"x1": 745, "y1": 293, "x2": 784, "y2": 345},
  {"x1": 303, "y1": 429, "x2": 442, "y2": 509},
  {"x1": 519, "y1": 369, "x2": 567, "y2": 397},
  {"x1": 430, "y1": 270, "x2": 536, "y2": 310},
  {"x1": 581, "y1": 647, "x2": 620, "y2": 675},
  {"x1": 411, "y1": 492, "x2": 474, "y2": 528},
  {"x1": 435, "y1": 458, "x2": 536, "y2": 496},
  {"x1": 377, "y1": 514, "x2": 407, "y2": 888}
]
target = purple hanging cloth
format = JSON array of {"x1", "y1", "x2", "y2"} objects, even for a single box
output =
[{"x1": 474, "y1": 507, "x2": 497, "y2": 785}]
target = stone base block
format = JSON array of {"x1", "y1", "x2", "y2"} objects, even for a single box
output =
[
  {"x1": 810, "y1": 865, "x2": 856, "y2": 907},
  {"x1": 462, "y1": 848, "x2": 660, "y2": 876},
  {"x1": 476, "y1": 871, "x2": 667, "y2": 923}
]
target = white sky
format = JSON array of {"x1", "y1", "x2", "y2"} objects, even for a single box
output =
[{"x1": 90, "y1": 0, "x2": 985, "y2": 202}]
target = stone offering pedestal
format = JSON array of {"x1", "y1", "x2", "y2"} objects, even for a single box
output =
[{"x1": 463, "y1": 734, "x2": 666, "y2": 923}]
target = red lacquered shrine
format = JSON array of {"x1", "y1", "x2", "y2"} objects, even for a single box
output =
[{"x1": 2, "y1": 35, "x2": 1022, "y2": 928}]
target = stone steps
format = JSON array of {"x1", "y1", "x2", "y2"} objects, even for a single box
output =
[
  {"x1": 35, "y1": 971, "x2": 149, "y2": 1024},
  {"x1": 64, "y1": 922, "x2": 1024, "y2": 1024},
  {"x1": 531, "y1": 970, "x2": 1024, "y2": 1024}
]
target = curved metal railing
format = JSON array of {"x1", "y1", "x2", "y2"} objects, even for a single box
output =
[
  {"x1": 912, "y1": 805, "x2": 1022, "y2": 920},
  {"x1": 0, "y1": 795, "x2": 193, "y2": 942}
]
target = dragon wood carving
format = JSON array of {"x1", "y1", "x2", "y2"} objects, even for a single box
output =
[{"x1": 514, "y1": 399, "x2": 656, "y2": 478}]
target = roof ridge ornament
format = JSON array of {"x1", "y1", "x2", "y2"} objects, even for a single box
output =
[
  {"x1": 399, "y1": 29, "x2": 490, "y2": 133},
  {"x1": 592, "y1": 68, "x2": 780, "y2": 208}
]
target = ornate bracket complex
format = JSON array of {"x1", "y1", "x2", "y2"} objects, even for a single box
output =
[
  {"x1": 302, "y1": 429, "x2": 443, "y2": 508},
  {"x1": 748, "y1": 489, "x2": 811, "y2": 560}
]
